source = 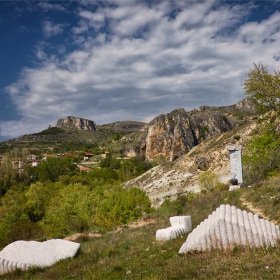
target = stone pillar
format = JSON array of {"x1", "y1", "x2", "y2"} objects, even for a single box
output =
[{"x1": 226, "y1": 146, "x2": 243, "y2": 184}]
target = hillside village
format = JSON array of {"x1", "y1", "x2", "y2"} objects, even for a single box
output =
[{"x1": 0, "y1": 150, "x2": 113, "y2": 173}]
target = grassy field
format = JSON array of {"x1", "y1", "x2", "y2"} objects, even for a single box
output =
[{"x1": 2, "y1": 179, "x2": 280, "y2": 280}]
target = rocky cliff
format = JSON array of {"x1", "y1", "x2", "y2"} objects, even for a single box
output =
[
  {"x1": 55, "y1": 116, "x2": 96, "y2": 131},
  {"x1": 144, "y1": 108, "x2": 233, "y2": 161},
  {"x1": 113, "y1": 121, "x2": 146, "y2": 131}
]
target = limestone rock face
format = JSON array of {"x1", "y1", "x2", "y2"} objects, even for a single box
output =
[
  {"x1": 113, "y1": 121, "x2": 145, "y2": 131},
  {"x1": 179, "y1": 204, "x2": 280, "y2": 254},
  {"x1": 56, "y1": 116, "x2": 96, "y2": 131},
  {"x1": 0, "y1": 239, "x2": 80, "y2": 274},
  {"x1": 145, "y1": 109, "x2": 195, "y2": 161},
  {"x1": 190, "y1": 111, "x2": 232, "y2": 140},
  {"x1": 145, "y1": 109, "x2": 233, "y2": 161},
  {"x1": 235, "y1": 98, "x2": 255, "y2": 112}
]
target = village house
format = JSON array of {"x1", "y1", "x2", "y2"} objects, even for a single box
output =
[
  {"x1": 42, "y1": 154, "x2": 55, "y2": 160},
  {"x1": 32, "y1": 160, "x2": 41, "y2": 167},
  {"x1": 28, "y1": 154, "x2": 38, "y2": 161},
  {"x1": 84, "y1": 153, "x2": 94, "y2": 161}
]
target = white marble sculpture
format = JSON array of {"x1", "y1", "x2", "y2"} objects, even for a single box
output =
[
  {"x1": 0, "y1": 239, "x2": 80, "y2": 274},
  {"x1": 156, "y1": 216, "x2": 192, "y2": 241},
  {"x1": 179, "y1": 204, "x2": 280, "y2": 254}
]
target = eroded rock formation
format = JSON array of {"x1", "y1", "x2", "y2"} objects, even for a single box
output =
[
  {"x1": 144, "y1": 108, "x2": 233, "y2": 161},
  {"x1": 56, "y1": 116, "x2": 96, "y2": 131}
]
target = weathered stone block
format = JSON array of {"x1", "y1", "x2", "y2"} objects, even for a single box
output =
[
  {"x1": 156, "y1": 216, "x2": 192, "y2": 241},
  {"x1": 0, "y1": 239, "x2": 80, "y2": 274}
]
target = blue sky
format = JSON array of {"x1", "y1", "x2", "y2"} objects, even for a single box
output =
[{"x1": 1, "y1": 0, "x2": 280, "y2": 141}]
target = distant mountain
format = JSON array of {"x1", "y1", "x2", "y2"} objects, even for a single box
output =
[
  {"x1": 0, "y1": 98, "x2": 255, "y2": 158},
  {"x1": 55, "y1": 116, "x2": 97, "y2": 131}
]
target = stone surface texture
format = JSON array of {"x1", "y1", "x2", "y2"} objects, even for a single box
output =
[
  {"x1": 56, "y1": 116, "x2": 96, "y2": 131},
  {"x1": 156, "y1": 216, "x2": 192, "y2": 241},
  {"x1": 0, "y1": 239, "x2": 80, "y2": 274},
  {"x1": 179, "y1": 204, "x2": 280, "y2": 254},
  {"x1": 144, "y1": 108, "x2": 233, "y2": 161},
  {"x1": 113, "y1": 121, "x2": 146, "y2": 131},
  {"x1": 229, "y1": 185, "x2": 240, "y2": 191}
]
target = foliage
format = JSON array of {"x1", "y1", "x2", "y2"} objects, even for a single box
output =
[
  {"x1": 0, "y1": 153, "x2": 17, "y2": 195},
  {"x1": 244, "y1": 63, "x2": 280, "y2": 117},
  {"x1": 197, "y1": 170, "x2": 221, "y2": 191},
  {"x1": 113, "y1": 131, "x2": 122, "y2": 141},
  {"x1": 35, "y1": 157, "x2": 77, "y2": 182},
  {"x1": 33, "y1": 127, "x2": 64, "y2": 135},
  {"x1": 87, "y1": 168, "x2": 118, "y2": 183},
  {"x1": 93, "y1": 187, "x2": 151, "y2": 230},
  {"x1": 243, "y1": 127, "x2": 280, "y2": 184},
  {"x1": 118, "y1": 156, "x2": 152, "y2": 181},
  {"x1": 42, "y1": 184, "x2": 97, "y2": 236}
]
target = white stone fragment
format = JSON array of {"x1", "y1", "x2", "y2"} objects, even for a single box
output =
[
  {"x1": 156, "y1": 216, "x2": 192, "y2": 241},
  {"x1": 0, "y1": 239, "x2": 80, "y2": 275},
  {"x1": 179, "y1": 204, "x2": 280, "y2": 254},
  {"x1": 229, "y1": 185, "x2": 240, "y2": 191}
]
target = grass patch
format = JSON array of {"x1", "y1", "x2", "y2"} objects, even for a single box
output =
[{"x1": 1, "y1": 184, "x2": 280, "y2": 279}]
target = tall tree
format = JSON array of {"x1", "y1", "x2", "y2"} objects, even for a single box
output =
[{"x1": 244, "y1": 63, "x2": 280, "y2": 117}]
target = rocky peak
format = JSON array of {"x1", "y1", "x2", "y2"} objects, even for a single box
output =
[
  {"x1": 144, "y1": 108, "x2": 233, "y2": 161},
  {"x1": 55, "y1": 116, "x2": 96, "y2": 131},
  {"x1": 235, "y1": 98, "x2": 255, "y2": 111}
]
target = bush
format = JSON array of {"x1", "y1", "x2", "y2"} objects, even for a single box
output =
[
  {"x1": 243, "y1": 127, "x2": 280, "y2": 184},
  {"x1": 198, "y1": 171, "x2": 221, "y2": 192}
]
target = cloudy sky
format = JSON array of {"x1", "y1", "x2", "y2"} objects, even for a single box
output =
[{"x1": 1, "y1": 0, "x2": 280, "y2": 141}]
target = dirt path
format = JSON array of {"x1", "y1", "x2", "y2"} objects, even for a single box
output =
[
  {"x1": 64, "y1": 217, "x2": 157, "y2": 241},
  {"x1": 240, "y1": 193, "x2": 277, "y2": 224}
]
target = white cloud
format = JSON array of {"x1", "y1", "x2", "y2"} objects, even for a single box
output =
[
  {"x1": 38, "y1": 2, "x2": 65, "y2": 12},
  {"x1": 2, "y1": 0, "x2": 280, "y2": 139},
  {"x1": 42, "y1": 20, "x2": 66, "y2": 38}
]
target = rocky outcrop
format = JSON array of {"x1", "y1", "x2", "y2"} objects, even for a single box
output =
[
  {"x1": 55, "y1": 116, "x2": 96, "y2": 131},
  {"x1": 144, "y1": 109, "x2": 233, "y2": 161},
  {"x1": 145, "y1": 109, "x2": 195, "y2": 161},
  {"x1": 113, "y1": 121, "x2": 146, "y2": 131},
  {"x1": 235, "y1": 98, "x2": 255, "y2": 112}
]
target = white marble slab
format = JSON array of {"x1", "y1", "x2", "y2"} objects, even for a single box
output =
[
  {"x1": 0, "y1": 239, "x2": 80, "y2": 274},
  {"x1": 156, "y1": 216, "x2": 192, "y2": 241}
]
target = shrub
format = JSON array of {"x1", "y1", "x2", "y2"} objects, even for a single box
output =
[
  {"x1": 198, "y1": 171, "x2": 221, "y2": 192},
  {"x1": 243, "y1": 127, "x2": 280, "y2": 184},
  {"x1": 233, "y1": 135, "x2": 240, "y2": 140}
]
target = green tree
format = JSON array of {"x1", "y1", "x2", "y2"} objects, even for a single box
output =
[
  {"x1": 0, "y1": 152, "x2": 17, "y2": 195},
  {"x1": 42, "y1": 184, "x2": 98, "y2": 237},
  {"x1": 244, "y1": 63, "x2": 280, "y2": 116},
  {"x1": 93, "y1": 187, "x2": 151, "y2": 230},
  {"x1": 243, "y1": 127, "x2": 280, "y2": 183},
  {"x1": 36, "y1": 157, "x2": 77, "y2": 182}
]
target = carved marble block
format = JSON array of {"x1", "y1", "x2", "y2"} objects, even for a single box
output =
[
  {"x1": 227, "y1": 146, "x2": 243, "y2": 183},
  {"x1": 156, "y1": 216, "x2": 192, "y2": 241},
  {"x1": 0, "y1": 239, "x2": 80, "y2": 274},
  {"x1": 179, "y1": 204, "x2": 280, "y2": 253}
]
